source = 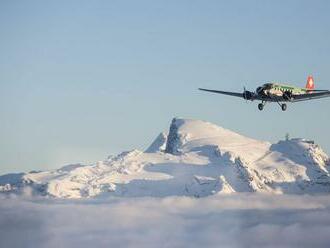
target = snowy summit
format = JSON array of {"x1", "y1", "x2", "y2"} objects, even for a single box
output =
[{"x1": 1, "y1": 118, "x2": 330, "y2": 198}]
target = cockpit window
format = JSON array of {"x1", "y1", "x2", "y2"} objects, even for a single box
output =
[{"x1": 262, "y1": 83, "x2": 272, "y2": 90}]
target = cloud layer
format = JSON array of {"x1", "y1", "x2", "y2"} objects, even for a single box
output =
[{"x1": 1, "y1": 194, "x2": 330, "y2": 248}]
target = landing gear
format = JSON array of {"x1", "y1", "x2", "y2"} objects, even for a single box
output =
[
  {"x1": 273, "y1": 97, "x2": 287, "y2": 111},
  {"x1": 257, "y1": 101, "x2": 287, "y2": 111}
]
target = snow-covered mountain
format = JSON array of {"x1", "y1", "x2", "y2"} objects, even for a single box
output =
[{"x1": 1, "y1": 118, "x2": 330, "y2": 198}]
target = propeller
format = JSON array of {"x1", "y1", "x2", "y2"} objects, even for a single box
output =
[
  {"x1": 243, "y1": 86, "x2": 254, "y2": 101},
  {"x1": 243, "y1": 87, "x2": 247, "y2": 102}
]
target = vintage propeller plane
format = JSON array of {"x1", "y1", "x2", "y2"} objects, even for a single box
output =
[{"x1": 199, "y1": 75, "x2": 330, "y2": 111}]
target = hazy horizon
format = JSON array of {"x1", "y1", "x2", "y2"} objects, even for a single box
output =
[{"x1": 1, "y1": 0, "x2": 330, "y2": 174}]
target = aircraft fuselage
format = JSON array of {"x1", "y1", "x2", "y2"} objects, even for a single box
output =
[{"x1": 256, "y1": 83, "x2": 306, "y2": 102}]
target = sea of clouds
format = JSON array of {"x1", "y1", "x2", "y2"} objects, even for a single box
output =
[{"x1": 1, "y1": 194, "x2": 330, "y2": 248}]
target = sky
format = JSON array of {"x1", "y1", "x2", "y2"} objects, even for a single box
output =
[{"x1": 1, "y1": 0, "x2": 330, "y2": 174}]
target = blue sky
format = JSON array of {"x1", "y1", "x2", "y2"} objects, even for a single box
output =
[{"x1": 1, "y1": 0, "x2": 330, "y2": 174}]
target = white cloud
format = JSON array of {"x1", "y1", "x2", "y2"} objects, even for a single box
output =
[{"x1": 1, "y1": 194, "x2": 330, "y2": 248}]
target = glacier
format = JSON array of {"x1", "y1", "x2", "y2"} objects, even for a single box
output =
[{"x1": 1, "y1": 118, "x2": 329, "y2": 199}]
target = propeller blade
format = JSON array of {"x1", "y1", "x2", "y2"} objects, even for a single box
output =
[{"x1": 243, "y1": 87, "x2": 247, "y2": 102}]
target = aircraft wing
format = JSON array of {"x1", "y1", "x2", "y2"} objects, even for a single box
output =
[
  {"x1": 292, "y1": 91, "x2": 330, "y2": 102},
  {"x1": 199, "y1": 88, "x2": 244, "y2": 98}
]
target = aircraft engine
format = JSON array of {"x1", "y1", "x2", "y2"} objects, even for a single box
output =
[
  {"x1": 243, "y1": 90, "x2": 254, "y2": 100},
  {"x1": 283, "y1": 91, "x2": 293, "y2": 100}
]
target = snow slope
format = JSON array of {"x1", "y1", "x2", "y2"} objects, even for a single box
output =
[{"x1": 1, "y1": 118, "x2": 329, "y2": 198}]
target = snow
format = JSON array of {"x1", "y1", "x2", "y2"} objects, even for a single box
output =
[
  {"x1": 1, "y1": 117, "x2": 330, "y2": 247},
  {"x1": 145, "y1": 132, "x2": 167, "y2": 153},
  {"x1": 0, "y1": 118, "x2": 329, "y2": 198}
]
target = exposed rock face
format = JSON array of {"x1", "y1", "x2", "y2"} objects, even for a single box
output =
[
  {"x1": 165, "y1": 118, "x2": 184, "y2": 154},
  {"x1": 1, "y1": 118, "x2": 329, "y2": 198}
]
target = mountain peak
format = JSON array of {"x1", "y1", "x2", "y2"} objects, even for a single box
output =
[
  {"x1": 165, "y1": 117, "x2": 245, "y2": 154},
  {"x1": 0, "y1": 118, "x2": 329, "y2": 198}
]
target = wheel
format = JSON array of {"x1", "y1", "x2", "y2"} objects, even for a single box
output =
[
  {"x1": 281, "y1": 103, "x2": 287, "y2": 111},
  {"x1": 258, "y1": 103, "x2": 264, "y2": 111}
]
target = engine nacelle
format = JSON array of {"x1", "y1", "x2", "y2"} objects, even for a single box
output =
[
  {"x1": 283, "y1": 91, "x2": 293, "y2": 100},
  {"x1": 243, "y1": 90, "x2": 254, "y2": 100}
]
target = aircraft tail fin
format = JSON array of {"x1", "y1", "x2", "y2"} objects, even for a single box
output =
[{"x1": 306, "y1": 75, "x2": 315, "y2": 90}]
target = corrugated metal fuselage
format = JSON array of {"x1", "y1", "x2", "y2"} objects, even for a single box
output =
[{"x1": 256, "y1": 83, "x2": 306, "y2": 102}]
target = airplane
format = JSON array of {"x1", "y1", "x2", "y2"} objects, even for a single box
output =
[{"x1": 199, "y1": 75, "x2": 330, "y2": 111}]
